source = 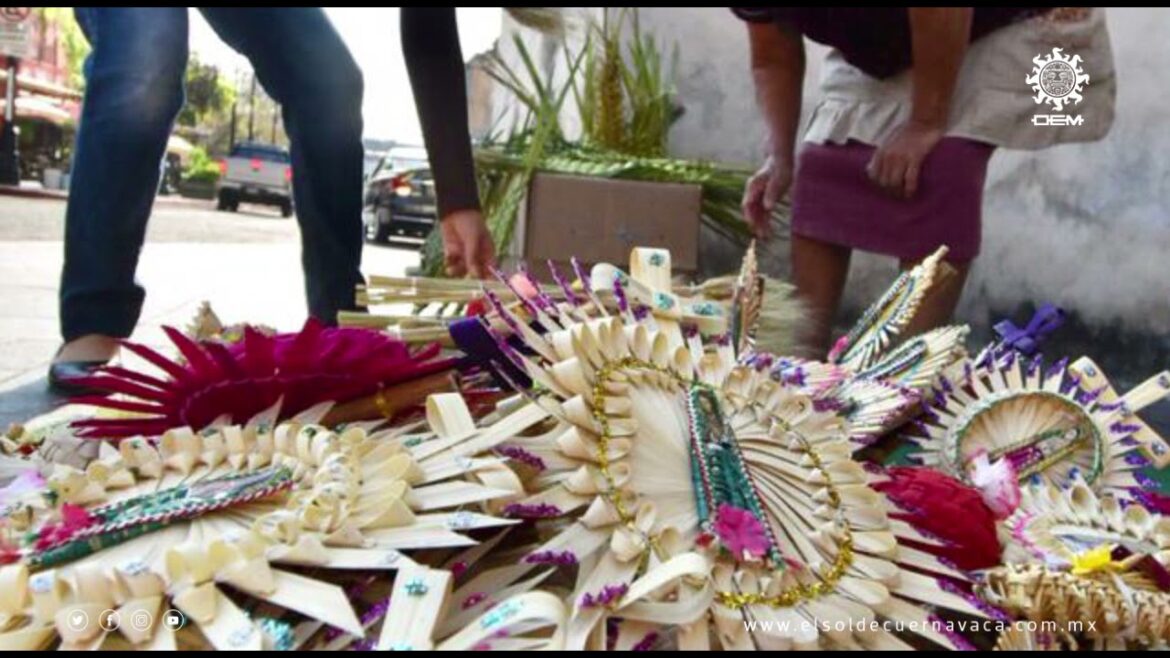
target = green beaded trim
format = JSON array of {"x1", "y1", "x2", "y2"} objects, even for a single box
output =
[
  {"x1": 689, "y1": 302, "x2": 721, "y2": 317},
  {"x1": 653, "y1": 292, "x2": 675, "y2": 311},
  {"x1": 834, "y1": 274, "x2": 914, "y2": 365},
  {"x1": 27, "y1": 467, "x2": 293, "y2": 569},
  {"x1": 686, "y1": 386, "x2": 785, "y2": 565},
  {"x1": 586, "y1": 356, "x2": 852, "y2": 610},
  {"x1": 855, "y1": 336, "x2": 927, "y2": 382}
]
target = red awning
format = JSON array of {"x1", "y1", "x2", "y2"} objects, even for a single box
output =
[
  {"x1": 0, "y1": 70, "x2": 82, "y2": 101},
  {"x1": 0, "y1": 95, "x2": 73, "y2": 125}
]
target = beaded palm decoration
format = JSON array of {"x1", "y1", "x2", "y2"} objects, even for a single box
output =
[
  {"x1": 363, "y1": 557, "x2": 569, "y2": 651},
  {"x1": 740, "y1": 247, "x2": 970, "y2": 447},
  {"x1": 743, "y1": 329, "x2": 968, "y2": 448},
  {"x1": 0, "y1": 410, "x2": 536, "y2": 651},
  {"x1": 912, "y1": 345, "x2": 1170, "y2": 499},
  {"x1": 827, "y1": 247, "x2": 952, "y2": 373},
  {"x1": 26, "y1": 467, "x2": 293, "y2": 569},
  {"x1": 748, "y1": 354, "x2": 923, "y2": 447},
  {"x1": 470, "y1": 268, "x2": 992, "y2": 651},
  {"x1": 726, "y1": 241, "x2": 763, "y2": 356},
  {"x1": 984, "y1": 478, "x2": 1170, "y2": 649}
]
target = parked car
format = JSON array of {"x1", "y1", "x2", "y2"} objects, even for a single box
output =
[
  {"x1": 362, "y1": 147, "x2": 437, "y2": 243},
  {"x1": 216, "y1": 142, "x2": 294, "y2": 217}
]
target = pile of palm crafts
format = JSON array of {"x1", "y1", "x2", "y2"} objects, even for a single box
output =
[
  {"x1": 420, "y1": 9, "x2": 761, "y2": 276},
  {"x1": 5, "y1": 243, "x2": 1170, "y2": 651}
]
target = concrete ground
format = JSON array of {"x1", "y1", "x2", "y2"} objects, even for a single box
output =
[{"x1": 0, "y1": 194, "x2": 420, "y2": 428}]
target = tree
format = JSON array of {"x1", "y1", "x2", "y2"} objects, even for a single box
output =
[
  {"x1": 178, "y1": 55, "x2": 236, "y2": 128},
  {"x1": 37, "y1": 8, "x2": 90, "y2": 91}
]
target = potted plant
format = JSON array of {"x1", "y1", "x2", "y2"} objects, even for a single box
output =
[
  {"x1": 420, "y1": 9, "x2": 756, "y2": 277},
  {"x1": 177, "y1": 146, "x2": 221, "y2": 200}
]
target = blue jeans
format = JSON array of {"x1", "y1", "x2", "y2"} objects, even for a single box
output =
[{"x1": 60, "y1": 8, "x2": 365, "y2": 341}]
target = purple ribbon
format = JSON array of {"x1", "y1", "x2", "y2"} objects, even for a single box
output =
[
  {"x1": 448, "y1": 317, "x2": 532, "y2": 390},
  {"x1": 994, "y1": 303, "x2": 1066, "y2": 356}
]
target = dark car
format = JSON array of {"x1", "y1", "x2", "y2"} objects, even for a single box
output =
[{"x1": 362, "y1": 147, "x2": 437, "y2": 243}]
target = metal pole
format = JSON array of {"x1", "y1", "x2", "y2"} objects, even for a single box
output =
[
  {"x1": 0, "y1": 56, "x2": 21, "y2": 185},
  {"x1": 229, "y1": 102, "x2": 237, "y2": 151},
  {"x1": 2, "y1": 60, "x2": 13, "y2": 122},
  {"x1": 270, "y1": 101, "x2": 277, "y2": 144},
  {"x1": 246, "y1": 73, "x2": 256, "y2": 142}
]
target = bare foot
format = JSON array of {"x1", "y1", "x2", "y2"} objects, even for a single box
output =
[{"x1": 55, "y1": 334, "x2": 120, "y2": 363}]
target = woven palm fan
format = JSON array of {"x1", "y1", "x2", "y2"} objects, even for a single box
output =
[
  {"x1": 828, "y1": 247, "x2": 954, "y2": 372},
  {"x1": 678, "y1": 241, "x2": 812, "y2": 358},
  {"x1": 743, "y1": 354, "x2": 922, "y2": 448},
  {"x1": 286, "y1": 529, "x2": 571, "y2": 651},
  {"x1": 364, "y1": 557, "x2": 569, "y2": 651},
  {"x1": 0, "y1": 397, "x2": 540, "y2": 651},
  {"x1": 725, "y1": 245, "x2": 969, "y2": 447},
  {"x1": 824, "y1": 245, "x2": 969, "y2": 400},
  {"x1": 911, "y1": 345, "x2": 1170, "y2": 502},
  {"x1": 823, "y1": 249, "x2": 968, "y2": 442},
  {"x1": 983, "y1": 477, "x2": 1170, "y2": 649},
  {"x1": 348, "y1": 250, "x2": 739, "y2": 345},
  {"x1": 462, "y1": 269, "x2": 993, "y2": 651},
  {"x1": 993, "y1": 626, "x2": 1061, "y2": 651},
  {"x1": 66, "y1": 318, "x2": 456, "y2": 439}
]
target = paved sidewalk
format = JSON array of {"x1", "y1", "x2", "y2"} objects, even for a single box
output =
[
  {"x1": 0, "y1": 194, "x2": 419, "y2": 428},
  {"x1": 0, "y1": 183, "x2": 211, "y2": 208}
]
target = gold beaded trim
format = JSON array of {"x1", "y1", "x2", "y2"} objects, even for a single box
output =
[
  {"x1": 586, "y1": 355, "x2": 854, "y2": 609},
  {"x1": 374, "y1": 386, "x2": 395, "y2": 419}
]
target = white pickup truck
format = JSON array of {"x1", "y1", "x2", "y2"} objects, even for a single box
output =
[{"x1": 216, "y1": 142, "x2": 294, "y2": 217}]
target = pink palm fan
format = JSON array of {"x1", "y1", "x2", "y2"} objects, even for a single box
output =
[{"x1": 68, "y1": 319, "x2": 456, "y2": 439}]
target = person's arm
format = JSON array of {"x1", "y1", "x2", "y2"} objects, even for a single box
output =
[
  {"x1": 401, "y1": 7, "x2": 494, "y2": 278},
  {"x1": 868, "y1": 8, "x2": 972, "y2": 199},
  {"x1": 741, "y1": 21, "x2": 805, "y2": 240}
]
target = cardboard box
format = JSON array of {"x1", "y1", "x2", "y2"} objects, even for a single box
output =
[{"x1": 506, "y1": 173, "x2": 702, "y2": 282}]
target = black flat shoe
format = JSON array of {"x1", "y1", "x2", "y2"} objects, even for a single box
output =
[{"x1": 47, "y1": 360, "x2": 110, "y2": 397}]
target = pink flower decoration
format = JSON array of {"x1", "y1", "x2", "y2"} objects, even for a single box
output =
[
  {"x1": 713, "y1": 504, "x2": 771, "y2": 559},
  {"x1": 968, "y1": 449, "x2": 1022, "y2": 521},
  {"x1": 60, "y1": 503, "x2": 96, "y2": 528},
  {"x1": 827, "y1": 334, "x2": 852, "y2": 362},
  {"x1": 35, "y1": 503, "x2": 98, "y2": 550},
  {"x1": 509, "y1": 272, "x2": 539, "y2": 301}
]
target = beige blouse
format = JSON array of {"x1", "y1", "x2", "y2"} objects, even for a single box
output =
[{"x1": 803, "y1": 8, "x2": 1116, "y2": 150}]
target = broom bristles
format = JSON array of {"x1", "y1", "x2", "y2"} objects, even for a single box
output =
[{"x1": 754, "y1": 277, "x2": 814, "y2": 358}]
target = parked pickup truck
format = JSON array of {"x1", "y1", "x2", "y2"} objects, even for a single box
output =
[{"x1": 216, "y1": 142, "x2": 294, "y2": 217}]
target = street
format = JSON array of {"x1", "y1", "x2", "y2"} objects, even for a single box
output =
[{"x1": 0, "y1": 194, "x2": 420, "y2": 427}]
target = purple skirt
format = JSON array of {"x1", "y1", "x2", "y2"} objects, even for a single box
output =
[{"x1": 791, "y1": 138, "x2": 994, "y2": 262}]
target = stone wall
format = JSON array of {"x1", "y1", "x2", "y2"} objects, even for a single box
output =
[{"x1": 489, "y1": 8, "x2": 1170, "y2": 392}]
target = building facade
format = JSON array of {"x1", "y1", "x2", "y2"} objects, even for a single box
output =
[{"x1": 0, "y1": 10, "x2": 84, "y2": 182}]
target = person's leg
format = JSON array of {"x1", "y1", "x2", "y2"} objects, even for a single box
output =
[
  {"x1": 899, "y1": 256, "x2": 971, "y2": 336},
  {"x1": 57, "y1": 8, "x2": 188, "y2": 362},
  {"x1": 791, "y1": 234, "x2": 852, "y2": 358},
  {"x1": 200, "y1": 8, "x2": 365, "y2": 325}
]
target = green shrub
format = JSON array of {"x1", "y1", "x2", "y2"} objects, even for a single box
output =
[
  {"x1": 182, "y1": 146, "x2": 221, "y2": 183},
  {"x1": 183, "y1": 168, "x2": 221, "y2": 184}
]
